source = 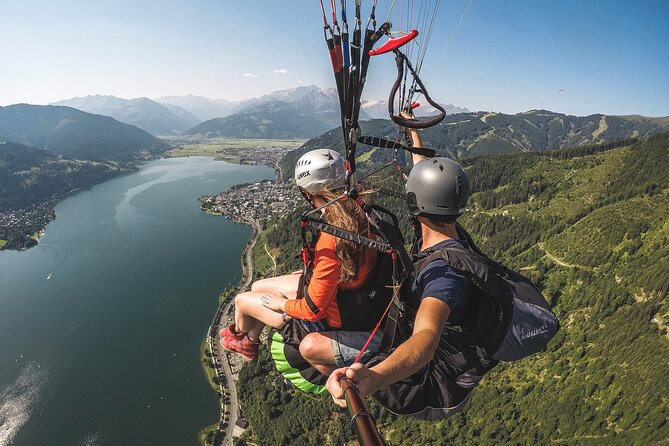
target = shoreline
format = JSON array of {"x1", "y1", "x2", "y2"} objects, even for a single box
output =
[{"x1": 202, "y1": 215, "x2": 260, "y2": 446}]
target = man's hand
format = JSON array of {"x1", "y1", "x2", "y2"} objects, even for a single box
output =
[
  {"x1": 326, "y1": 363, "x2": 375, "y2": 408},
  {"x1": 326, "y1": 298, "x2": 450, "y2": 409}
]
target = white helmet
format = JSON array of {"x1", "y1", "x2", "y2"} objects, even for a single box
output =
[{"x1": 294, "y1": 149, "x2": 346, "y2": 194}]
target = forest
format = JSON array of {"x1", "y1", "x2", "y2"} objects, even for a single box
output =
[
  {"x1": 0, "y1": 142, "x2": 134, "y2": 249},
  {"x1": 236, "y1": 132, "x2": 669, "y2": 445}
]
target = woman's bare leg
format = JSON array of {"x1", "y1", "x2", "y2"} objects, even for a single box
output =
[
  {"x1": 234, "y1": 291, "x2": 286, "y2": 340},
  {"x1": 250, "y1": 273, "x2": 301, "y2": 299}
]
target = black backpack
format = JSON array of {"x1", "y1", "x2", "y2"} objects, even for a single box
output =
[
  {"x1": 369, "y1": 227, "x2": 559, "y2": 420},
  {"x1": 412, "y1": 234, "x2": 560, "y2": 363}
]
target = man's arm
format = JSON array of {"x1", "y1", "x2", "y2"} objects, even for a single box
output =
[
  {"x1": 407, "y1": 128, "x2": 426, "y2": 165},
  {"x1": 326, "y1": 297, "x2": 450, "y2": 406},
  {"x1": 399, "y1": 111, "x2": 425, "y2": 165}
]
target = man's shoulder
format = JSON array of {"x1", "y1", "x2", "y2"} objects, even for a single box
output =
[
  {"x1": 416, "y1": 258, "x2": 468, "y2": 285},
  {"x1": 414, "y1": 239, "x2": 469, "y2": 269},
  {"x1": 418, "y1": 255, "x2": 454, "y2": 272}
]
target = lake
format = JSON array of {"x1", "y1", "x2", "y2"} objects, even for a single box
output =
[{"x1": 0, "y1": 157, "x2": 274, "y2": 446}]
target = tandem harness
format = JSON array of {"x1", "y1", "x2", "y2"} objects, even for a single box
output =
[
  {"x1": 296, "y1": 201, "x2": 410, "y2": 332},
  {"x1": 267, "y1": 199, "x2": 412, "y2": 396}
]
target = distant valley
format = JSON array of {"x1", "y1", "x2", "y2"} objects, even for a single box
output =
[
  {"x1": 13, "y1": 86, "x2": 669, "y2": 147},
  {"x1": 2, "y1": 86, "x2": 668, "y2": 251},
  {"x1": 181, "y1": 85, "x2": 469, "y2": 139}
]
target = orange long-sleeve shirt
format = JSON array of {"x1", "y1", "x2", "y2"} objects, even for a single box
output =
[{"x1": 284, "y1": 232, "x2": 377, "y2": 328}]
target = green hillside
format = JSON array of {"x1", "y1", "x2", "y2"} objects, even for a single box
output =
[
  {"x1": 235, "y1": 132, "x2": 669, "y2": 445},
  {"x1": 278, "y1": 111, "x2": 668, "y2": 179},
  {"x1": 0, "y1": 104, "x2": 169, "y2": 161},
  {"x1": 185, "y1": 106, "x2": 335, "y2": 139},
  {"x1": 0, "y1": 142, "x2": 133, "y2": 249}
]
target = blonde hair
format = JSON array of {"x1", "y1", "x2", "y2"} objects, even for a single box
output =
[{"x1": 316, "y1": 188, "x2": 371, "y2": 283}]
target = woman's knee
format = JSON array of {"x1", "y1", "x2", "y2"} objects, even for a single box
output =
[
  {"x1": 234, "y1": 292, "x2": 253, "y2": 312},
  {"x1": 250, "y1": 278, "x2": 271, "y2": 293}
]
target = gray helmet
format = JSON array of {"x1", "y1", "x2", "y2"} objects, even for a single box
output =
[
  {"x1": 406, "y1": 157, "x2": 470, "y2": 217},
  {"x1": 294, "y1": 149, "x2": 346, "y2": 194}
]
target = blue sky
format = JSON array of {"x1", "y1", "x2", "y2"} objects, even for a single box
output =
[{"x1": 1, "y1": 0, "x2": 668, "y2": 116}]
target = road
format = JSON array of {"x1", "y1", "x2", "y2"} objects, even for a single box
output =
[
  {"x1": 537, "y1": 242, "x2": 593, "y2": 271},
  {"x1": 207, "y1": 218, "x2": 259, "y2": 445},
  {"x1": 264, "y1": 242, "x2": 277, "y2": 275}
]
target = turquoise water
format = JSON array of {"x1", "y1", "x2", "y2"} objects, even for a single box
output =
[{"x1": 0, "y1": 157, "x2": 274, "y2": 446}]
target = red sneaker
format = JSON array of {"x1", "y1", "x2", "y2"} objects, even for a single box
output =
[
  {"x1": 220, "y1": 323, "x2": 243, "y2": 340},
  {"x1": 220, "y1": 335, "x2": 259, "y2": 361}
]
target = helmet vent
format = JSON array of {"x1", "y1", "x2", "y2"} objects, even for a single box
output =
[{"x1": 439, "y1": 164, "x2": 444, "y2": 172}]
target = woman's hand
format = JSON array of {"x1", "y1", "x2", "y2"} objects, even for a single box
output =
[{"x1": 260, "y1": 293, "x2": 288, "y2": 312}]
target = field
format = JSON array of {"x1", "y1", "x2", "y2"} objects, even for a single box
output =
[{"x1": 166, "y1": 139, "x2": 305, "y2": 164}]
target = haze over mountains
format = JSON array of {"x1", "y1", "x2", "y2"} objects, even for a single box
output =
[
  {"x1": 0, "y1": 104, "x2": 168, "y2": 161},
  {"x1": 47, "y1": 85, "x2": 668, "y2": 146},
  {"x1": 52, "y1": 95, "x2": 200, "y2": 136},
  {"x1": 46, "y1": 86, "x2": 469, "y2": 139},
  {"x1": 156, "y1": 95, "x2": 239, "y2": 121},
  {"x1": 181, "y1": 85, "x2": 469, "y2": 139}
]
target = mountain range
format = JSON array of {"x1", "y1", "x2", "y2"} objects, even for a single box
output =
[
  {"x1": 0, "y1": 104, "x2": 169, "y2": 161},
  {"x1": 280, "y1": 110, "x2": 669, "y2": 175},
  {"x1": 181, "y1": 85, "x2": 469, "y2": 139},
  {"x1": 45, "y1": 86, "x2": 470, "y2": 139},
  {"x1": 42, "y1": 87, "x2": 669, "y2": 146},
  {"x1": 183, "y1": 86, "x2": 346, "y2": 139},
  {"x1": 360, "y1": 99, "x2": 469, "y2": 119},
  {"x1": 52, "y1": 95, "x2": 200, "y2": 136},
  {"x1": 156, "y1": 94, "x2": 239, "y2": 121}
]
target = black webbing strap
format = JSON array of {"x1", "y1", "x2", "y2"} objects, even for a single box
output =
[
  {"x1": 379, "y1": 295, "x2": 400, "y2": 353},
  {"x1": 357, "y1": 135, "x2": 437, "y2": 157},
  {"x1": 379, "y1": 225, "x2": 481, "y2": 352},
  {"x1": 302, "y1": 284, "x2": 322, "y2": 315},
  {"x1": 299, "y1": 213, "x2": 392, "y2": 319},
  {"x1": 342, "y1": 3, "x2": 363, "y2": 187},
  {"x1": 345, "y1": 189, "x2": 414, "y2": 280},
  {"x1": 354, "y1": 22, "x2": 390, "y2": 128},
  {"x1": 302, "y1": 218, "x2": 392, "y2": 253}
]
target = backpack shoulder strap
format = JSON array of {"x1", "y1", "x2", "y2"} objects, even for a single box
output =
[{"x1": 413, "y1": 243, "x2": 510, "y2": 300}]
